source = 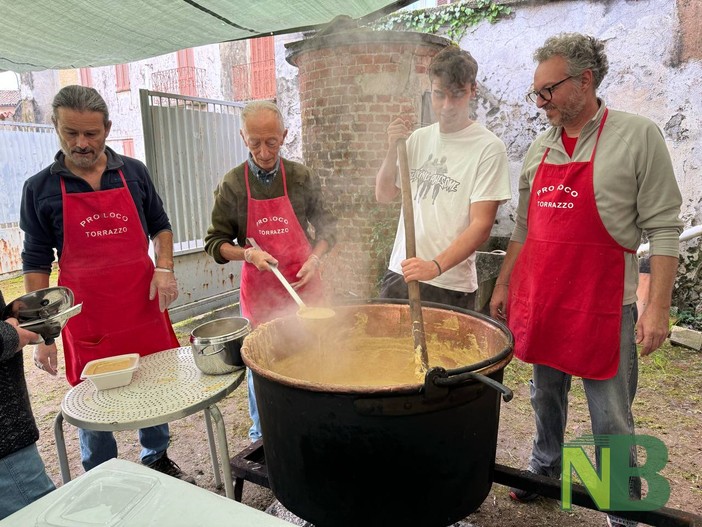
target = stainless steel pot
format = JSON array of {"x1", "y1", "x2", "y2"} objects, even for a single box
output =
[{"x1": 190, "y1": 317, "x2": 251, "y2": 375}]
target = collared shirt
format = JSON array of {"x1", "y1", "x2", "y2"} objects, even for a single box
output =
[
  {"x1": 205, "y1": 157, "x2": 338, "y2": 265},
  {"x1": 247, "y1": 154, "x2": 279, "y2": 185},
  {"x1": 20, "y1": 147, "x2": 172, "y2": 274}
]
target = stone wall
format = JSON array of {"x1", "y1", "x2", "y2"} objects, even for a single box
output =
[{"x1": 275, "y1": 33, "x2": 305, "y2": 163}]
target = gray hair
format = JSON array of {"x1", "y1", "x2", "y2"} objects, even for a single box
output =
[
  {"x1": 534, "y1": 33, "x2": 609, "y2": 89},
  {"x1": 51, "y1": 85, "x2": 110, "y2": 127},
  {"x1": 241, "y1": 100, "x2": 285, "y2": 133},
  {"x1": 428, "y1": 45, "x2": 478, "y2": 89}
]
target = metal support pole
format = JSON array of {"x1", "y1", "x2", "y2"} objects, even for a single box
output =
[{"x1": 53, "y1": 412, "x2": 72, "y2": 484}]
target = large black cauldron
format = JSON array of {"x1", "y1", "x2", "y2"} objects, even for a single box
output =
[{"x1": 241, "y1": 301, "x2": 513, "y2": 527}]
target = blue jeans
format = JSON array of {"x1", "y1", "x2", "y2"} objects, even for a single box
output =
[
  {"x1": 247, "y1": 368, "x2": 262, "y2": 441},
  {"x1": 0, "y1": 443, "x2": 55, "y2": 520},
  {"x1": 78, "y1": 424, "x2": 170, "y2": 471},
  {"x1": 528, "y1": 303, "x2": 640, "y2": 501}
]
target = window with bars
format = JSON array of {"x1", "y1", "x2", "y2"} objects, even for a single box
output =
[
  {"x1": 177, "y1": 49, "x2": 197, "y2": 97},
  {"x1": 79, "y1": 68, "x2": 93, "y2": 87},
  {"x1": 122, "y1": 138, "x2": 135, "y2": 158},
  {"x1": 232, "y1": 36, "x2": 276, "y2": 101},
  {"x1": 115, "y1": 64, "x2": 130, "y2": 92},
  {"x1": 152, "y1": 66, "x2": 206, "y2": 98}
]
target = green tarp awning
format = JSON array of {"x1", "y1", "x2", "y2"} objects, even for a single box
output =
[{"x1": 0, "y1": 0, "x2": 410, "y2": 72}]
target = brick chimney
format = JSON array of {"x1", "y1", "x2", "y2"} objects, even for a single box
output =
[{"x1": 286, "y1": 28, "x2": 450, "y2": 299}]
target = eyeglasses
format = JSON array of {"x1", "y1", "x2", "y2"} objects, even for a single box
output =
[{"x1": 526, "y1": 76, "x2": 573, "y2": 103}]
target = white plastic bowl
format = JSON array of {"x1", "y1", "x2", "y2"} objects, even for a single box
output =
[{"x1": 80, "y1": 354, "x2": 140, "y2": 390}]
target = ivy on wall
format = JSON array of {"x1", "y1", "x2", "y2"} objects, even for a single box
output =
[
  {"x1": 674, "y1": 244, "x2": 702, "y2": 318},
  {"x1": 371, "y1": 0, "x2": 512, "y2": 42},
  {"x1": 370, "y1": 210, "x2": 400, "y2": 293}
]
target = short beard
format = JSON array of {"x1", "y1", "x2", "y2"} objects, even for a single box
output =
[
  {"x1": 61, "y1": 143, "x2": 105, "y2": 169},
  {"x1": 546, "y1": 91, "x2": 586, "y2": 128}
]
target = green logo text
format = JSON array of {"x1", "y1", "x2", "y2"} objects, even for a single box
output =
[{"x1": 561, "y1": 435, "x2": 670, "y2": 511}]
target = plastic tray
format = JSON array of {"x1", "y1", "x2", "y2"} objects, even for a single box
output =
[
  {"x1": 80, "y1": 354, "x2": 140, "y2": 390},
  {"x1": 35, "y1": 468, "x2": 159, "y2": 526}
]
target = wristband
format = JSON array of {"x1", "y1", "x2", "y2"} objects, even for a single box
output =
[
  {"x1": 155, "y1": 266, "x2": 174, "y2": 273},
  {"x1": 432, "y1": 259, "x2": 442, "y2": 276},
  {"x1": 495, "y1": 282, "x2": 509, "y2": 287},
  {"x1": 309, "y1": 254, "x2": 321, "y2": 266}
]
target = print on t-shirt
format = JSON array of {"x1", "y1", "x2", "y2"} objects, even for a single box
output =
[{"x1": 411, "y1": 153, "x2": 460, "y2": 205}]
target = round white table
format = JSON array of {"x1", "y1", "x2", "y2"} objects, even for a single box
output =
[{"x1": 53, "y1": 347, "x2": 245, "y2": 499}]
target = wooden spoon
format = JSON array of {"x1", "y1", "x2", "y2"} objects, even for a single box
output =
[{"x1": 397, "y1": 139, "x2": 429, "y2": 373}]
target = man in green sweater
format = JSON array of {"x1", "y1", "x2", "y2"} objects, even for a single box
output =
[
  {"x1": 490, "y1": 33, "x2": 682, "y2": 527},
  {"x1": 205, "y1": 101, "x2": 337, "y2": 441}
]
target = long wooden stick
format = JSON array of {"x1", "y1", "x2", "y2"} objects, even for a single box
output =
[{"x1": 397, "y1": 139, "x2": 429, "y2": 373}]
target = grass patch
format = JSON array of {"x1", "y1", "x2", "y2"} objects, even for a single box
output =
[
  {"x1": 1, "y1": 273, "x2": 59, "y2": 302},
  {"x1": 1, "y1": 275, "x2": 28, "y2": 301}
]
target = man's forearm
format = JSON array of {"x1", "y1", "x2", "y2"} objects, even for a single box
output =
[
  {"x1": 375, "y1": 150, "x2": 400, "y2": 203},
  {"x1": 24, "y1": 272, "x2": 50, "y2": 293},
  {"x1": 433, "y1": 201, "x2": 500, "y2": 274},
  {"x1": 152, "y1": 230, "x2": 175, "y2": 269},
  {"x1": 646, "y1": 255, "x2": 678, "y2": 310},
  {"x1": 219, "y1": 241, "x2": 247, "y2": 262},
  {"x1": 495, "y1": 240, "x2": 524, "y2": 286},
  {"x1": 311, "y1": 240, "x2": 329, "y2": 259}
]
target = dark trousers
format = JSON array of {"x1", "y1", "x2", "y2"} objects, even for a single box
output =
[{"x1": 378, "y1": 270, "x2": 476, "y2": 311}]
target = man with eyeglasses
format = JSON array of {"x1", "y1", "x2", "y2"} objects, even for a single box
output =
[
  {"x1": 490, "y1": 33, "x2": 682, "y2": 527},
  {"x1": 205, "y1": 100, "x2": 337, "y2": 441},
  {"x1": 375, "y1": 45, "x2": 511, "y2": 310}
]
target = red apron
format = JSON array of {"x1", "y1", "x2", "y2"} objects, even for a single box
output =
[
  {"x1": 239, "y1": 162, "x2": 323, "y2": 327},
  {"x1": 58, "y1": 170, "x2": 178, "y2": 386},
  {"x1": 508, "y1": 110, "x2": 635, "y2": 380}
]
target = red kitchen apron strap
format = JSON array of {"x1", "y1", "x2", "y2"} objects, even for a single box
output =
[
  {"x1": 239, "y1": 162, "x2": 323, "y2": 327},
  {"x1": 58, "y1": 169, "x2": 178, "y2": 386},
  {"x1": 507, "y1": 109, "x2": 635, "y2": 380}
]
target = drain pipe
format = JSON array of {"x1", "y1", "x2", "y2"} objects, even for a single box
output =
[{"x1": 637, "y1": 225, "x2": 702, "y2": 257}]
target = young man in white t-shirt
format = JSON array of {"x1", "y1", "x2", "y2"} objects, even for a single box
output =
[{"x1": 375, "y1": 45, "x2": 511, "y2": 309}]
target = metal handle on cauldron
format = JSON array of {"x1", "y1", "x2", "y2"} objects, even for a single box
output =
[{"x1": 434, "y1": 371, "x2": 513, "y2": 402}]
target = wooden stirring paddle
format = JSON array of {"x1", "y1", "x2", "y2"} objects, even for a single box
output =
[{"x1": 397, "y1": 139, "x2": 429, "y2": 373}]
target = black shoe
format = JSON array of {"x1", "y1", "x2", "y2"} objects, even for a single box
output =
[
  {"x1": 509, "y1": 466, "x2": 543, "y2": 503},
  {"x1": 607, "y1": 515, "x2": 638, "y2": 527},
  {"x1": 146, "y1": 454, "x2": 196, "y2": 484},
  {"x1": 509, "y1": 486, "x2": 540, "y2": 503}
]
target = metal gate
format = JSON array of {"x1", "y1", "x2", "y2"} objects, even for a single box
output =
[
  {"x1": 0, "y1": 122, "x2": 58, "y2": 276},
  {"x1": 140, "y1": 90, "x2": 249, "y2": 322}
]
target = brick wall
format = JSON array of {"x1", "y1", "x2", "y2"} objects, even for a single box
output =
[
  {"x1": 678, "y1": 0, "x2": 702, "y2": 61},
  {"x1": 287, "y1": 31, "x2": 449, "y2": 300}
]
